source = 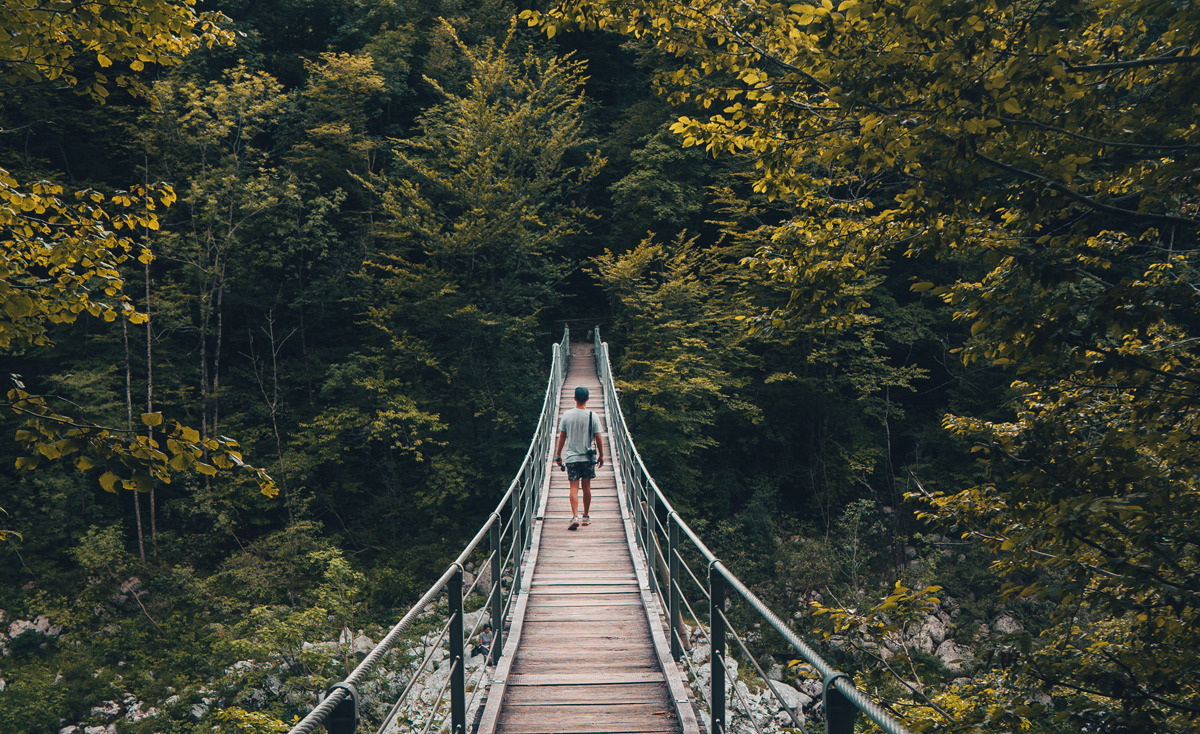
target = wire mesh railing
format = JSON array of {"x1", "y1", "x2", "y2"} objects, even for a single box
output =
[
  {"x1": 593, "y1": 327, "x2": 913, "y2": 734},
  {"x1": 285, "y1": 328, "x2": 570, "y2": 734}
]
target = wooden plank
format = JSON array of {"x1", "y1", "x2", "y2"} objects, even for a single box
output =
[
  {"x1": 525, "y1": 608, "x2": 646, "y2": 622},
  {"x1": 532, "y1": 565, "x2": 636, "y2": 573},
  {"x1": 526, "y1": 599, "x2": 643, "y2": 608},
  {"x1": 532, "y1": 580, "x2": 636, "y2": 588},
  {"x1": 499, "y1": 704, "x2": 675, "y2": 718},
  {"x1": 500, "y1": 723, "x2": 677, "y2": 733},
  {"x1": 534, "y1": 568, "x2": 634, "y2": 575},
  {"x1": 512, "y1": 656, "x2": 660, "y2": 669},
  {"x1": 508, "y1": 643, "x2": 653, "y2": 654},
  {"x1": 497, "y1": 706, "x2": 679, "y2": 730},
  {"x1": 507, "y1": 671, "x2": 667, "y2": 686},
  {"x1": 502, "y1": 684, "x2": 669, "y2": 705},
  {"x1": 524, "y1": 586, "x2": 642, "y2": 595}
]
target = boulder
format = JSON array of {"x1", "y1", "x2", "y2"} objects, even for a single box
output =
[
  {"x1": 935, "y1": 639, "x2": 973, "y2": 672},
  {"x1": 473, "y1": 564, "x2": 492, "y2": 595},
  {"x1": 920, "y1": 615, "x2": 948, "y2": 645},
  {"x1": 993, "y1": 616, "x2": 1022, "y2": 635},
  {"x1": 766, "y1": 681, "x2": 811, "y2": 710},
  {"x1": 9, "y1": 615, "x2": 62, "y2": 639},
  {"x1": 89, "y1": 700, "x2": 121, "y2": 719},
  {"x1": 353, "y1": 634, "x2": 374, "y2": 655}
]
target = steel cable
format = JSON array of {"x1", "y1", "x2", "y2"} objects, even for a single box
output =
[{"x1": 715, "y1": 606, "x2": 805, "y2": 730}]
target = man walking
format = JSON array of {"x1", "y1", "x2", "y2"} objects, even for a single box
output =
[{"x1": 554, "y1": 386, "x2": 604, "y2": 530}]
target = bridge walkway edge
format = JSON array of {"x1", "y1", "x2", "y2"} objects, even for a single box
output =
[{"x1": 476, "y1": 344, "x2": 699, "y2": 734}]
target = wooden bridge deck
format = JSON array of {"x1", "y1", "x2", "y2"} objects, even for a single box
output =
[{"x1": 478, "y1": 344, "x2": 697, "y2": 734}]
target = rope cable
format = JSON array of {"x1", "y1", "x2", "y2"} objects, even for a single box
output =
[
  {"x1": 716, "y1": 605, "x2": 806, "y2": 730},
  {"x1": 373, "y1": 612, "x2": 456, "y2": 734}
]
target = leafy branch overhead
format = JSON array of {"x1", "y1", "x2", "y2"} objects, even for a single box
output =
[
  {"x1": 0, "y1": 0, "x2": 272, "y2": 505},
  {"x1": 7, "y1": 378, "x2": 277, "y2": 498},
  {"x1": 527, "y1": 0, "x2": 1200, "y2": 730}
]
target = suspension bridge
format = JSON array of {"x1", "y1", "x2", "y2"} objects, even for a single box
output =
[{"x1": 286, "y1": 329, "x2": 911, "y2": 734}]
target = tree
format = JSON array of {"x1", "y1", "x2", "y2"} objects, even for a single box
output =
[
  {"x1": 525, "y1": 0, "x2": 1200, "y2": 730},
  {"x1": 315, "y1": 20, "x2": 604, "y2": 537},
  {"x1": 1, "y1": 0, "x2": 276, "y2": 526},
  {"x1": 0, "y1": 0, "x2": 233, "y2": 101},
  {"x1": 592, "y1": 232, "x2": 760, "y2": 497}
]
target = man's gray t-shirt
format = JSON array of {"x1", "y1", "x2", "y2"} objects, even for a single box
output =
[{"x1": 560, "y1": 408, "x2": 601, "y2": 464}]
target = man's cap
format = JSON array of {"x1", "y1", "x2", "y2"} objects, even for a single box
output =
[{"x1": 575, "y1": 386, "x2": 590, "y2": 402}]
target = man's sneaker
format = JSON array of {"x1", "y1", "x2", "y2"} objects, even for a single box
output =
[
  {"x1": 581, "y1": 516, "x2": 591, "y2": 526},
  {"x1": 569, "y1": 516, "x2": 580, "y2": 530}
]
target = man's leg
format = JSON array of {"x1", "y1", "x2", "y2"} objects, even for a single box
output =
[
  {"x1": 581, "y1": 478, "x2": 592, "y2": 518},
  {"x1": 568, "y1": 478, "x2": 580, "y2": 517}
]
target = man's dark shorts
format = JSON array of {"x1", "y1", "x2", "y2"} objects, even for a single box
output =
[{"x1": 566, "y1": 461, "x2": 596, "y2": 481}]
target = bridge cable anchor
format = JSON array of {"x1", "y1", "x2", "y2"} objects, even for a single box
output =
[
  {"x1": 822, "y1": 672, "x2": 858, "y2": 734},
  {"x1": 324, "y1": 682, "x2": 359, "y2": 734}
]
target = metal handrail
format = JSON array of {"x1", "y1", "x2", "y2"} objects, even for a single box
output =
[
  {"x1": 593, "y1": 327, "x2": 913, "y2": 734},
  {"x1": 286, "y1": 327, "x2": 570, "y2": 734}
]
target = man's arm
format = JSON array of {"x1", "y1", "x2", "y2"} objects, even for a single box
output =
[
  {"x1": 594, "y1": 431, "x2": 604, "y2": 468},
  {"x1": 554, "y1": 430, "x2": 566, "y2": 461}
]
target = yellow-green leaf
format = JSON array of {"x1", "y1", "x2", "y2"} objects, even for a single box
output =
[{"x1": 99, "y1": 471, "x2": 119, "y2": 493}]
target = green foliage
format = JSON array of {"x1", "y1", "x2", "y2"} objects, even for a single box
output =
[
  {"x1": 217, "y1": 707, "x2": 293, "y2": 734},
  {"x1": 593, "y1": 232, "x2": 760, "y2": 496},
  {"x1": 527, "y1": 0, "x2": 1200, "y2": 728},
  {"x1": 0, "y1": 670, "x2": 68, "y2": 734}
]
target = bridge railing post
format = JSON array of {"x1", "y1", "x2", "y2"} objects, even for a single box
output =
[
  {"x1": 647, "y1": 488, "x2": 659, "y2": 601},
  {"x1": 710, "y1": 565, "x2": 726, "y2": 734},
  {"x1": 825, "y1": 676, "x2": 859, "y2": 734},
  {"x1": 669, "y1": 518, "x2": 681, "y2": 662},
  {"x1": 490, "y1": 522, "x2": 503, "y2": 661},
  {"x1": 449, "y1": 565, "x2": 465, "y2": 734},
  {"x1": 511, "y1": 481, "x2": 523, "y2": 598}
]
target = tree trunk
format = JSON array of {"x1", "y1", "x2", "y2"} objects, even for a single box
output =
[
  {"x1": 124, "y1": 317, "x2": 146, "y2": 563},
  {"x1": 144, "y1": 259, "x2": 156, "y2": 553}
]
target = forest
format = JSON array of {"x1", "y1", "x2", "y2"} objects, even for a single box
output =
[{"x1": 2, "y1": 0, "x2": 1199, "y2": 731}]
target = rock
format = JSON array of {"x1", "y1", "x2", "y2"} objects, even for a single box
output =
[
  {"x1": 83, "y1": 726, "x2": 115, "y2": 734},
  {"x1": 353, "y1": 634, "x2": 374, "y2": 655},
  {"x1": 58, "y1": 727, "x2": 78, "y2": 734},
  {"x1": 935, "y1": 639, "x2": 973, "y2": 672},
  {"x1": 191, "y1": 697, "x2": 214, "y2": 719},
  {"x1": 339, "y1": 626, "x2": 353, "y2": 646},
  {"x1": 9, "y1": 615, "x2": 62, "y2": 639},
  {"x1": 302, "y1": 641, "x2": 339, "y2": 654},
  {"x1": 118, "y1": 577, "x2": 141, "y2": 595},
  {"x1": 89, "y1": 700, "x2": 121, "y2": 719},
  {"x1": 909, "y1": 625, "x2": 936, "y2": 653},
  {"x1": 463, "y1": 608, "x2": 489, "y2": 633},
  {"x1": 0, "y1": 678, "x2": 6, "y2": 691},
  {"x1": 795, "y1": 676, "x2": 822, "y2": 699},
  {"x1": 124, "y1": 696, "x2": 158, "y2": 722},
  {"x1": 993, "y1": 616, "x2": 1022, "y2": 635},
  {"x1": 766, "y1": 681, "x2": 811, "y2": 710},
  {"x1": 474, "y1": 563, "x2": 492, "y2": 594},
  {"x1": 54, "y1": 670, "x2": 64, "y2": 684},
  {"x1": 766, "y1": 663, "x2": 784, "y2": 681}
]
